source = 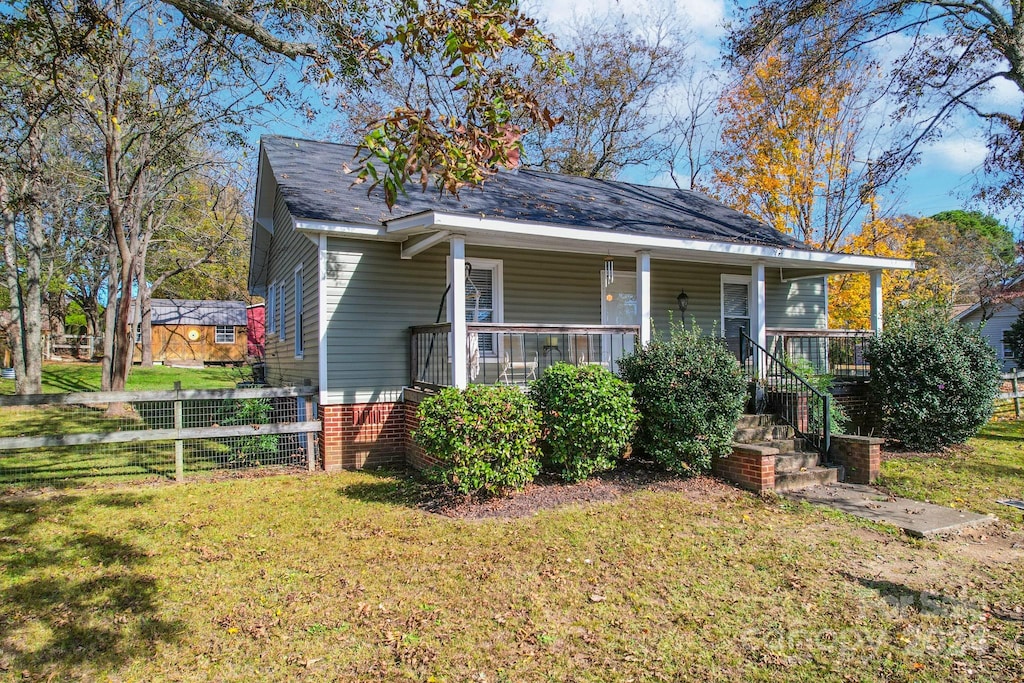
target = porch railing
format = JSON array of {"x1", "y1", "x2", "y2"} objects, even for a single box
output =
[
  {"x1": 409, "y1": 323, "x2": 640, "y2": 388},
  {"x1": 741, "y1": 330, "x2": 832, "y2": 460},
  {"x1": 767, "y1": 328, "x2": 873, "y2": 379}
]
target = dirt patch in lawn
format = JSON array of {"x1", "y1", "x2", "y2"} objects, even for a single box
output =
[
  {"x1": 881, "y1": 442, "x2": 974, "y2": 462},
  {"x1": 422, "y1": 460, "x2": 740, "y2": 520}
]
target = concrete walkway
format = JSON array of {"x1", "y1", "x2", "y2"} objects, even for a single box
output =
[{"x1": 785, "y1": 482, "x2": 996, "y2": 537}]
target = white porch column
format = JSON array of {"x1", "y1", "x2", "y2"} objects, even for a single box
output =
[
  {"x1": 751, "y1": 261, "x2": 767, "y2": 350},
  {"x1": 449, "y1": 236, "x2": 468, "y2": 388},
  {"x1": 870, "y1": 269, "x2": 883, "y2": 336},
  {"x1": 636, "y1": 251, "x2": 651, "y2": 345}
]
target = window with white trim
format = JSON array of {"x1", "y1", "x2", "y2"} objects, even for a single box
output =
[
  {"x1": 278, "y1": 281, "x2": 286, "y2": 341},
  {"x1": 721, "y1": 275, "x2": 751, "y2": 355},
  {"x1": 1003, "y1": 331, "x2": 1015, "y2": 359},
  {"x1": 215, "y1": 326, "x2": 235, "y2": 344},
  {"x1": 465, "y1": 258, "x2": 503, "y2": 355},
  {"x1": 267, "y1": 285, "x2": 276, "y2": 334},
  {"x1": 294, "y1": 265, "x2": 304, "y2": 358}
]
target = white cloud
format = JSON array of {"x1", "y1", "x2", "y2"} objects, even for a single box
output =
[{"x1": 919, "y1": 136, "x2": 989, "y2": 174}]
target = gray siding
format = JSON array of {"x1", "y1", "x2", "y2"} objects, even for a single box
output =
[
  {"x1": 323, "y1": 241, "x2": 829, "y2": 403},
  {"x1": 261, "y1": 189, "x2": 320, "y2": 387},
  {"x1": 960, "y1": 301, "x2": 1023, "y2": 372}
]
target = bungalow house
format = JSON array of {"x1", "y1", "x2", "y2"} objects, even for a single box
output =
[
  {"x1": 248, "y1": 135, "x2": 914, "y2": 472},
  {"x1": 134, "y1": 299, "x2": 248, "y2": 366}
]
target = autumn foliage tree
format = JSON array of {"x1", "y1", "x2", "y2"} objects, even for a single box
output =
[
  {"x1": 828, "y1": 211, "x2": 951, "y2": 329},
  {"x1": 709, "y1": 49, "x2": 879, "y2": 250}
]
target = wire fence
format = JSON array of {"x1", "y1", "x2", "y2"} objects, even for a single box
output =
[{"x1": 0, "y1": 385, "x2": 319, "y2": 492}]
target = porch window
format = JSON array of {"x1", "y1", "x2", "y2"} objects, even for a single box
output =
[
  {"x1": 721, "y1": 275, "x2": 751, "y2": 356},
  {"x1": 294, "y1": 265, "x2": 304, "y2": 358},
  {"x1": 1003, "y1": 331, "x2": 1015, "y2": 359},
  {"x1": 215, "y1": 326, "x2": 235, "y2": 344},
  {"x1": 466, "y1": 258, "x2": 503, "y2": 355}
]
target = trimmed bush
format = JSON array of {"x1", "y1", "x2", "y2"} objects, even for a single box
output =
[
  {"x1": 618, "y1": 323, "x2": 747, "y2": 475},
  {"x1": 865, "y1": 314, "x2": 1000, "y2": 450},
  {"x1": 414, "y1": 384, "x2": 541, "y2": 496},
  {"x1": 530, "y1": 363, "x2": 638, "y2": 482}
]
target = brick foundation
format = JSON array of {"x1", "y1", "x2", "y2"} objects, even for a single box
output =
[
  {"x1": 320, "y1": 401, "x2": 407, "y2": 470},
  {"x1": 403, "y1": 388, "x2": 439, "y2": 471},
  {"x1": 712, "y1": 443, "x2": 778, "y2": 493},
  {"x1": 829, "y1": 434, "x2": 883, "y2": 484}
]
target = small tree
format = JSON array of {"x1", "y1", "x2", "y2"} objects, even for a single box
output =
[
  {"x1": 865, "y1": 314, "x2": 1000, "y2": 450},
  {"x1": 618, "y1": 322, "x2": 747, "y2": 475}
]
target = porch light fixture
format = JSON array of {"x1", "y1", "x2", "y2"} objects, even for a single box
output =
[
  {"x1": 676, "y1": 289, "x2": 689, "y2": 315},
  {"x1": 604, "y1": 255, "x2": 615, "y2": 286}
]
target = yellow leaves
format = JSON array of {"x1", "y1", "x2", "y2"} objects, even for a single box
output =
[{"x1": 828, "y1": 215, "x2": 952, "y2": 328}]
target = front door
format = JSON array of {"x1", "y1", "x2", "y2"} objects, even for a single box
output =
[{"x1": 601, "y1": 272, "x2": 637, "y2": 371}]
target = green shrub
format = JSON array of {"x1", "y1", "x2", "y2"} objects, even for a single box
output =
[
  {"x1": 414, "y1": 384, "x2": 541, "y2": 496},
  {"x1": 787, "y1": 358, "x2": 849, "y2": 436},
  {"x1": 218, "y1": 398, "x2": 279, "y2": 465},
  {"x1": 618, "y1": 322, "x2": 747, "y2": 475},
  {"x1": 865, "y1": 314, "x2": 1001, "y2": 450},
  {"x1": 530, "y1": 363, "x2": 638, "y2": 482}
]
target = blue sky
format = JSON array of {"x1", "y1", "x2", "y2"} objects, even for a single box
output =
[
  {"x1": 254, "y1": 0, "x2": 1020, "y2": 236},
  {"x1": 528, "y1": 0, "x2": 1021, "y2": 235}
]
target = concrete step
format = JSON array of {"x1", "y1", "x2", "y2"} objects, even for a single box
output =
[
  {"x1": 774, "y1": 451, "x2": 820, "y2": 473},
  {"x1": 735, "y1": 413, "x2": 777, "y2": 429},
  {"x1": 733, "y1": 424, "x2": 793, "y2": 443},
  {"x1": 775, "y1": 466, "x2": 839, "y2": 492},
  {"x1": 755, "y1": 437, "x2": 809, "y2": 453}
]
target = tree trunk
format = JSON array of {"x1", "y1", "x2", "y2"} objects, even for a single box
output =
[
  {"x1": 100, "y1": 243, "x2": 117, "y2": 391},
  {"x1": 0, "y1": 173, "x2": 26, "y2": 384},
  {"x1": 139, "y1": 226, "x2": 154, "y2": 367}
]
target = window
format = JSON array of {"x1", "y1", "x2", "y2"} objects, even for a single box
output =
[
  {"x1": 1003, "y1": 331, "x2": 1016, "y2": 359},
  {"x1": 721, "y1": 275, "x2": 751, "y2": 356},
  {"x1": 278, "y1": 281, "x2": 286, "y2": 341},
  {"x1": 135, "y1": 323, "x2": 142, "y2": 343},
  {"x1": 215, "y1": 326, "x2": 235, "y2": 344},
  {"x1": 465, "y1": 258, "x2": 503, "y2": 354},
  {"x1": 294, "y1": 265, "x2": 304, "y2": 358},
  {"x1": 267, "y1": 285, "x2": 276, "y2": 334}
]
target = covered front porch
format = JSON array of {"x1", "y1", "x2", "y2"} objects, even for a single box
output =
[{"x1": 402, "y1": 227, "x2": 896, "y2": 390}]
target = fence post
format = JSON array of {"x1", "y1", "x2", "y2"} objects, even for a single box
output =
[
  {"x1": 1013, "y1": 369, "x2": 1021, "y2": 420},
  {"x1": 173, "y1": 381, "x2": 184, "y2": 482}
]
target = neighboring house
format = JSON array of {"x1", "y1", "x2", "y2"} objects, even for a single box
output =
[
  {"x1": 134, "y1": 299, "x2": 248, "y2": 366},
  {"x1": 248, "y1": 135, "x2": 914, "y2": 470},
  {"x1": 955, "y1": 297, "x2": 1023, "y2": 372},
  {"x1": 247, "y1": 303, "x2": 266, "y2": 358}
]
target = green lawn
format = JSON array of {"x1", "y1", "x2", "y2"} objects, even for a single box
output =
[
  {"x1": 880, "y1": 420, "x2": 1024, "y2": 530},
  {"x1": 0, "y1": 362, "x2": 245, "y2": 395},
  {"x1": 0, "y1": 426, "x2": 1022, "y2": 680}
]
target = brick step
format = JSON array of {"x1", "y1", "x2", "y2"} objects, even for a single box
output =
[
  {"x1": 774, "y1": 466, "x2": 839, "y2": 492},
  {"x1": 774, "y1": 451, "x2": 820, "y2": 473},
  {"x1": 733, "y1": 424, "x2": 793, "y2": 443},
  {"x1": 735, "y1": 413, "x2": 778, "y2": 429}
]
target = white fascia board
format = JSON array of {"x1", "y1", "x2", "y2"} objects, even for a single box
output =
[
  {"x1": 386, "y1": 211, "x2": 917, "y2": 272},
  {"x1": 294, "y1": 218, "x2": 390, "y2": 239}
]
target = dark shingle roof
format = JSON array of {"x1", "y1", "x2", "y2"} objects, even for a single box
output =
[
  {"x1": 261, "y1": 136, "x2": 809, "y2": 251},
  {"x1": 150, "y1": 300, "x2": 246, "y2": 326}
]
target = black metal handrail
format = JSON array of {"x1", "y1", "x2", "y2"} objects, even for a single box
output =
[{"x1": 740, "y1": 330, "x2": 832, "y2": 459}]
